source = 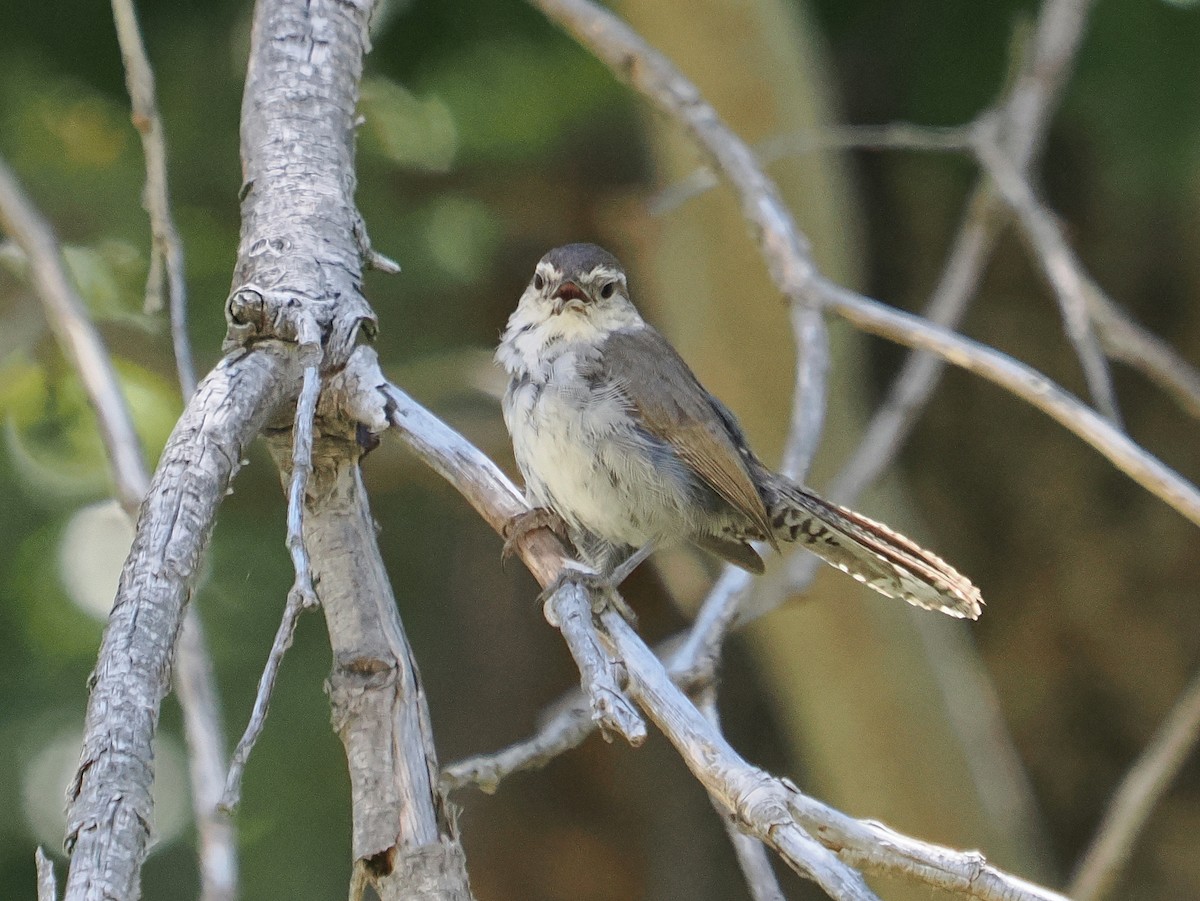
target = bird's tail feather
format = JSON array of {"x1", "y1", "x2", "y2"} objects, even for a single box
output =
[{"x1": 762, "y1": 474, "x2": 983, "y2": 619}]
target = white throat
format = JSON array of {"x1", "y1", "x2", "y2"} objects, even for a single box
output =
[{"x1": 496, "y1": 288, "x2": 644, "y2": 377}]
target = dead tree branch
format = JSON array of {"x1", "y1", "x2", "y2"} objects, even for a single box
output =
[
  {"x1": 0, "y1": 152, "x2": 244, "y2": 901},
  {"x1": 35, "y1": 849, "x2": 57, "y2": 901},
  {"x1": 110, "y1": 0, "x2": 196, "y2": 396},
  {"x1": 1069, "y1": 667, "x2": 1200, "y2": 901},
  {"x1": 109, "y1": 2, "x2": 236, "y2": 894}
]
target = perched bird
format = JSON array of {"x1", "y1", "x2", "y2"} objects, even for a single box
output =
[{"x1": 496, "y1": 243, "x2": 982, "y2": 619}]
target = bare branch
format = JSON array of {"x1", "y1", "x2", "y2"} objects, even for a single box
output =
[
  {"x1": 603, "y1": 609, "x2": 1063, "y2": 901},
  {"x1": 651, "y1": 121, "x2": 974, "y2": 216},
  {"x1": 0, "y1": 151, "x2": 240, "y2": 901},
  {"x1": 174, "y1": 610, "x2": 239, "y2": 901},
  {"x1": 0, "y1": 155, "x2": 147, "y2": 514},
  {"x1": 814, "y1": 275, "x2": 1200, "y2": 529},
  {"x1": 1088, "y1": 293, "x2": 1200, "y2": 420},
  {"x1": 1070, "y1": 667, "x2": 1200, "y2": 901},
  {"x1": 110, "y1": 0, "x2": 196, "y2": 396},
  {"x1": 543, "y1": 579, "x2": 647, "y2": 744},
  {"x1": 221, "y1": 1, "x2": 473, "y2": 895},
  {"x1": 35, "y1": 849, "x2": 58, "y2": 901},
  {"x1": 219, "y1": 581, "x2": 308, "y2": 812},
  {"x1": 698, "y1": 693, "x2": 787, "y2": 901},
  {"x1": 108, "y1": 5, "x2": 238, "y2": 893},
  {"x1": 531, "y1": 0, "x2": 1200, "y2": 534},
  {"x1": 975, "y1": 128, "x2": 1122, "y2": 425},
  {"x1": 63, "y1": 347, "x2": 301, "y2": 900}
]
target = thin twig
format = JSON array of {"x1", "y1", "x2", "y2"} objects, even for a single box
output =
[
  {"x1": 222, "y1": 340, "x2": 323, "y2": 811},
  {"x1": 0, "y1": 155, "x2": 147, "y2": 512},
  {"x1": 35, "y1": 848, "x2": 58, "y2": 901},
  {"x1": 1087, "y1": 292, "x2": 1200, "y2": 421},
  {"x1": 651, "y1": 122, "x2": 974, "y2": 215},
  {"x1": 110, "y1": 0, "x2": 196, "y2": 396},
  {"x1": 975, "y1": 128, "x2": 1122, "y2": 425},
  {"x1": 813, "y1": 275, "x2": 1200, "y2": 528},
  {"x1": 698, "y1": 692, "x2": 787, "y2": 901},
  {"x1": 286, "y1": 352, "x2": 323, "y2": 610},
  {"x1": 174, "y1": 610, "x2": 239, "y2": 901},
  {"x1": 220, "y1": 579, "x2": 308, "y2": 811},
  {"x1": 1069, "y1": 667, "x2": 1200, "y2": 901}
]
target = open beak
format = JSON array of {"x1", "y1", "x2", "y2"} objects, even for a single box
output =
[{"x1": 551, "y1": 281, "x2": 587, "y2": 315}]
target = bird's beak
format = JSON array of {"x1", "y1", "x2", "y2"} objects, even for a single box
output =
[{"x1": 551, "y1": 281, "x2": 586, "y2": 315}]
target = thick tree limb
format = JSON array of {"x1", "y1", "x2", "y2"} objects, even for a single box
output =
[
  {"x1": 0, "y1": 151, "x2": 241, "y2": 901},
  {"x1": 217, "y1": 1, "x2": 474, "y2": 897},
  {"x1": 64, "y1": 347, "x2": 300, "y2": 900},
  {"x1": 109, "y1": 3, "x2": 238, "y2": 893}
]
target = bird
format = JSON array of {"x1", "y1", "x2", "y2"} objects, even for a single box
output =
[{"x1": 495, "y1": 242, "x2": 982, "y2": 620}]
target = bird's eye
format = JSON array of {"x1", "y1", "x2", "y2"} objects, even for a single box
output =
[
  {"x1": 600, "y1": 282, "x2": 615, "y2": 299},
  {"x1": 533, "y1": 273, "x2": 545, "y2": 290}
]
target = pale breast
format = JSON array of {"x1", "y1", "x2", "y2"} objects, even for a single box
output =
[{"x1": 502, "y1": 346, "x2": 694, "y2": 547}]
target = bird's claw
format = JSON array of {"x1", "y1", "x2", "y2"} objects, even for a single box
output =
[
  {"x1": 538, "y1": 566, "x2": 639, "y2": 628},
  {"x1": 502, "y1": 507, "x2": 571, "y2": 560}
]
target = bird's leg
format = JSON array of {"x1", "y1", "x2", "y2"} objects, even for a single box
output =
[
  {"x1": 502, "y1": 506, "x2": 572, "y2": 560},
  {"x1": 609, "y1": 542, "x2": 655, "y2": 587},
  {"x1": 538, "y1": 562, "x2": 639, "y2": 628}
]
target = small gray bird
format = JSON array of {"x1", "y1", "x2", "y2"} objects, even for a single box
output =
[{"x1": 496, "y1": 243, "x2": 982, "y2": 619}]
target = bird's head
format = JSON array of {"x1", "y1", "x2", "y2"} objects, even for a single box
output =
[{"x1": 514, "y1": 243, "x2": 642, "y2": 338}]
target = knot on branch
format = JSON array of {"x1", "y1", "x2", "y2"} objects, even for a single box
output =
[
  {"x1": 223, "y1": 277, "x2": 377, "y2": 371},
  {"x1": 734, "y1": 769, "x2": 793, "y2": 833}
]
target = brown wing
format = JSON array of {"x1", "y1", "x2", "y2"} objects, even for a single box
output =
[{"x1": 601, "y1": 327, "x2": 776, "y2": 544}]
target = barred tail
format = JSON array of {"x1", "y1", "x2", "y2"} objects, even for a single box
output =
[{"x1": 763, "y1": 474, "x2": 983, "y2": 619}]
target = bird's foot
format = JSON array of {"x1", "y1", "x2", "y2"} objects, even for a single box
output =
[
  {"x1": 538, "y1": 562, "x2": 638, "y2": 628},
  {"x1": 502, "y1": 506, "x2": 571, "y2": 560}
]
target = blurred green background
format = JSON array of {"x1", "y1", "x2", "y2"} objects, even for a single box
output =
[{"x1": 2, "y1": 0, "x2": 1199, "y2": 898}]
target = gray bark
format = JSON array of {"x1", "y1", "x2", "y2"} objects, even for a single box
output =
[
  {"x1": 64, "y1": 0, "x2": 473, "y2": 897},
  {"x1": 64, "y1": 348, "x2": 300, "y2": 900}
]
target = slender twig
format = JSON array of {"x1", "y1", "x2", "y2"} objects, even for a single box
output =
[
  {"x1": 36, "y1": 849, "x2": 58, "y2": 901},
  {"x1": 975, "y1": 129, "x2": 1122, "y2": 425},
  {"x1": 1088, "y1": 292, "x2": 1200, "y2": 421},
  {"x1": 651, "y1": 122, "x2": 974, "y2": 215},
  {"x1": 221, "y1": 337, "x2": 324, "y2": 811},
  {"x1": 0, "y1": 155, "x2": 147, "y2": 512},
  {"x1": 1069, "y1": 667, "x2": 1200, "y2": 901},
  {"x1": 285, "y1": 350, "x2": 323, "y2": 611},
  {"x1": 110, "y1": 0, "x2": 196, "y2": 396},
  {"x1": 220, "y1": 579, "x2": 307, "y2": 811},
  {"x1": 814, "y1": 276, "x2": 1200, "y2": 528},
  {"x1": 698, "y1": 692, "x2": 787, "y2": 901},
  {"x1": 174, "y1": 610, "x2": 239, "y2": 901}
]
